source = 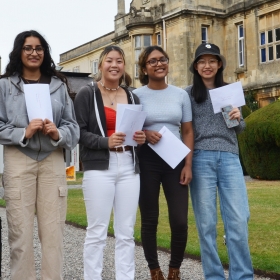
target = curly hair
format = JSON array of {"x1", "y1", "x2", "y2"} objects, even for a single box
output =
[
  {"x1": 138, "y1": 46, "x2": 169, "y2": 85},
  {"x1": 1, "y1": 30, "x2": 69, "y2": 91},
  {"x1": 95, "y1": 45, "x2": 132, "y2": 87}
]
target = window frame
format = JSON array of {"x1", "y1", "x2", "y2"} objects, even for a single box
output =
[
  {"x1": 157, "y1": 33, "x2": 162, "y2": 46},
  {"x1": 134, "y1": 35, "x2": 152, "y2": 78},
  {"x1": 237, "y1": 24, "x2": 245, "y2": 67},
  {"x1": 92, "y1": 60, "x2": 98, "y2": 75},
  {"x1": 201, "y1": 26, "x2": 208, "y2": 44},
  {"x1": 259, "y1": 27, "x2": 280, "y2": 63}
]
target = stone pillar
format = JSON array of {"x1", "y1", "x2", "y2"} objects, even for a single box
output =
[{"x1": 117, "y1": 0, "x2": 125, "y2": 16}]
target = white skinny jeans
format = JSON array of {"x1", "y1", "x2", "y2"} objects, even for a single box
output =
[{"x1": 82, "y1": 151, "x2": 140, "y2": 280}]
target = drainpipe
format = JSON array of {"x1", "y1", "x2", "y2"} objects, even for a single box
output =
[
  {"x1": 161, "y1": 9, "x2": 183, "y2": 83},
  {"x1": 161, "y1": 9, "x2": 185, "y2": 51},
  {"x1": 162, "y1": 19, "x2": 166, "y2": 51}
]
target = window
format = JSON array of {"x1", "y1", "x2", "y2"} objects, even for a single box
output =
[
  {"x1": 201, "y1": 26, "x2": 208, "y2": 44},
  {"x1": 92, "y1": 60, "x2": 98, "y2": 75},
  {"x1": 134, "y1": 35, "x2": 151, "y2": 77},
  {"x1": 73, "y1": 66, "x2": 80, "y2": 72},
  {"x1": 157, "y1": 33, "x2": 161, "y2": 46},
  {"x1": 259, "y1": 27, "x2": 280, "y2": 63},
  {"x1": 238, "y1": 25, "x2": 244, "y2": 67}
]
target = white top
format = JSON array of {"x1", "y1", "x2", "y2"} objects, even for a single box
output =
[{"x1": 133, "y1": 84, "x2": 192, "y2": 139}]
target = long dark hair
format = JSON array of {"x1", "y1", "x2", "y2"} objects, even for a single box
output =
[
  {"x1": 138, "y1": 45, "x2": 169, "y2": 85},
  {"x1": 1, "y1": 30, "x2": 69, "y2": 90},
  {"x1": 96, "y1": 45, "x2": 132, "y2": 87},
  {"x1": 191, "y1": 56, "x2": 225, "y2": 103}
]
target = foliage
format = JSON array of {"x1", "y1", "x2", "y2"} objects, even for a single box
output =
[
  {"x1": 238, "y1": 105, "x2": 252, "y2": 175},
  {"x1": 245, "y1": 89, "x2": 259, "y2": 112},
  {"x1": 239, "y1": 100, "x2": 280, "y2": 179},
  {"x1": 241, "y1": 104, "x2": 252, "y2": 119}
]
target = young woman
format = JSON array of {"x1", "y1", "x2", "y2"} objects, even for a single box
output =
[
  {"x1": 185, "y1": 43, "x2": 254, "y2": 280},
  {"x1": 133, "y1": 46, "x2": 193, "y2": 280},
  {"x1": 74, "y1": 45, "x2": 146, "y2": 280},
  {"x1": 0, "y1": 30, "x2": 79, "y2": 280}
]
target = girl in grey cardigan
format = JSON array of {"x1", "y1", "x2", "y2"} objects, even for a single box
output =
[{"x1": 0, "y1": 30, "x2": 79, "y2": 280}]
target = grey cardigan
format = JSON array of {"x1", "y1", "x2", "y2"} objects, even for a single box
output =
[
  {"x1": 74, "y1": 82, "x2": 140, "y2": 173},
  {"x1": 0, "y1": 74, "x2": 79, "y2": 161}
]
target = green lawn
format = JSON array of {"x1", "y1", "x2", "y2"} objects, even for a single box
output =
[
  {"x1": 1, "y1": 177, "x2": 280, "y2": 275},
  {"x1": 65, "y1": 179, "x2": 280, "y2": 275}
]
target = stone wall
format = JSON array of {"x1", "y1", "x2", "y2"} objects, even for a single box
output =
[{"x1": 59, "y1": 0, "x2": 280, "y2": 106}]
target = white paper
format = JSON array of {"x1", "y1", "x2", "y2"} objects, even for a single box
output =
[
  {"x1": 148, "y1": 126, "x2": 191, "y2": 169},
  {"x1": 24, "y1": 84, "x2": 53, "y2": 122},
  {"x1": 116, "y1": 104, "x2": 142, "y2": 131},
  {"x1": 209, "y1": 81, "x2": 246, "y2": 114},
  {"x1": 117, "y1": 108, "x2": 147, "y2": 146}
]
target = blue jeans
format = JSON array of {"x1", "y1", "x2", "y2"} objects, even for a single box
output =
[{"x1": 190, "y1": 150, "x2": 253, "y2": 280}]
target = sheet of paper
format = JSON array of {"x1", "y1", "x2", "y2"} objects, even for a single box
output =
[
  {"x1": 118, "y1": 108, "x2": 147, "y2": 146},
  {"x1": 116, "y1": 104, "x2": 142, "y2": 131},
  {"x1": 209, "y1": 81, "x2": 246, "y2": 114},
  {"x1": 148, "y1": 126, "x2": 191, "y2": 169},
  {"x1": 24, "y1": 84, "x2": 53, "y2": 122}
]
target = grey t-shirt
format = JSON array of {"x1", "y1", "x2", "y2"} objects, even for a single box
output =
[
  {"x1": 185, "y1": 85, "x2": 245, "y2": 155},
  {"x1": 133, "y1": 84, "x2": 192, "y2": 140}
]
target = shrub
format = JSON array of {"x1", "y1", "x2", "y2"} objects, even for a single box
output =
[
  {"x1": 238, "y1": 105, "x2": 252, "y2": 175},
  {"x1": 241, "y1": 104, "x2": 252, "y2": 119},
  {"x1": 238, "y1": 100, "x2": 280, "y2": 180}
]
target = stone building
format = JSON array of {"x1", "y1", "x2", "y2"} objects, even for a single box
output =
[{"x1": 59, "y1": 0, "x2": 280, "y2": 107}]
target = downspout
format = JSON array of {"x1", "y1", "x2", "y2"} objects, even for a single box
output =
[
  {"x1": 161, "y1": 9, "x2": 183, "y2": 84},
  {"x1": 162, "y1": 18, "x2": 166, "y2": 52}
]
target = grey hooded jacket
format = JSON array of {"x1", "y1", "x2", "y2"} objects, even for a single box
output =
[{"x1": 0, "y1": 74, "x2": 79, "y2": 161}]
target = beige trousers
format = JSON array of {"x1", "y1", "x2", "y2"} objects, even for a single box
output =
[{"x1": 3, "y1": 146, "x2": 67, "y2": 280}]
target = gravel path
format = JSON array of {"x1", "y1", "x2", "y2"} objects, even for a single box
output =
[{"x1": 0, "y1": 207, "x2": 273, "y2": 280}]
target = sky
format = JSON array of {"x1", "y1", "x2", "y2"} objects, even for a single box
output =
[{"x1": 0, "y1": 0, "x2": 132, "y2": 74}]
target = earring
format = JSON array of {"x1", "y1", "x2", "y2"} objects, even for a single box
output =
[{"x1": 144, "y1": 72, "x2": 147, "y2": 75}]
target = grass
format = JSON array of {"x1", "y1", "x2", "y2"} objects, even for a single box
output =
[
  {"x1": 1, "y1": 174, "x2": 280, "y2": 275},
  {"x1": 66, "y1": 178, "x2": 280, "y2": 275}
]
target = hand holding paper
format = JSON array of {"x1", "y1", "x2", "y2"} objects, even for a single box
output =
[
  {"x1": 25, "y1": 119, "x2": 44, "y2": 139},
  {"x1": 116, "y1": 104, "x2": 146, "y2": 146},
  {"x1": 209, "y1": 81, "x2": 245, "y2": 114},
  {"x1": 24, "y1": 84, "x2": 53, "y2": 122},
  {"x1": 148, "y1": 126, "x2": 191, "y2": 169}
]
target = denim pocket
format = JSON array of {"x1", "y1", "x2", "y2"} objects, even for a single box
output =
[{"x1": 193, "y1": 149, "x2": 201, "y2": 157}]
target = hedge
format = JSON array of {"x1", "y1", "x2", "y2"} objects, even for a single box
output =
[{"x1": 238, "y1": 100, "x2": 280, "y2": 180}]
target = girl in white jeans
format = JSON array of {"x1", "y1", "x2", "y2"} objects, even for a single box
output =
[{"x1": 74, "y1": 46, "x2": 146, "y2": 280}]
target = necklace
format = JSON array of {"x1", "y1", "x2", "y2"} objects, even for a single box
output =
[
  {"x1": 100, "y1": 81, "x2": 119, "y2": 91},
  {"x1": 104, "y1": 90, "x2": 118, "y2": 105},
  {"x1": 22, "y1": 76, "x2": 41, "y2": 84}
]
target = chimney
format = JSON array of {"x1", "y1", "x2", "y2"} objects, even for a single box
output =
[{"x1": 117, "y1": 0, "x2": 125, "y2": 16}]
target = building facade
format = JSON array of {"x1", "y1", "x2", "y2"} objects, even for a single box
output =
[{"x1": 59, "y1": 0, "x2": 280, "y2": 107}]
